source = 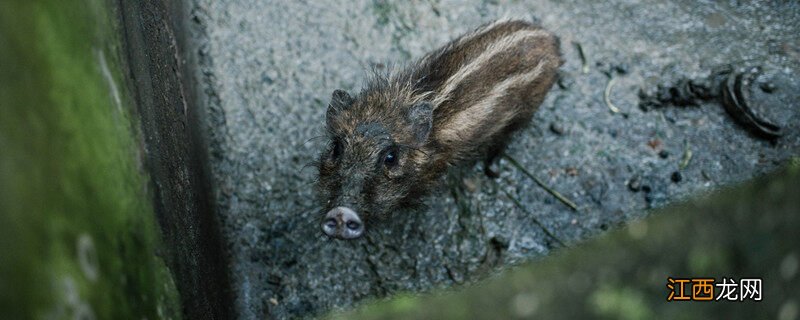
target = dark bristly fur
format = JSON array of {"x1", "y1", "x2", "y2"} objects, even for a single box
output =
[{"x1": 317, "y1": 19, "x2": 563, "y2": 235}]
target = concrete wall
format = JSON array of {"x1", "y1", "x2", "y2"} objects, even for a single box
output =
[
  {"x1": 0, "y1": 0, "x2": 231, "y2": 318},
  {"x1": 185, "y1": 1, "x2": 799, "y2": 318},
  {"x1": 330, "y1": 161, "x2": 800, "y2": 319}
]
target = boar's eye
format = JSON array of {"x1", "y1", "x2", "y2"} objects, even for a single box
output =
[
  {"x1": 330, "y1": 139, "x2": 343, "y2": 159},
  {"x1": 382, "y1": 147, "x2": 398, "y2": 168}
]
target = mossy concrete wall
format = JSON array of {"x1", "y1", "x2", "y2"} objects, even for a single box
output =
[
  {"x1": 117, "y1": 0, "x2": 233, "y2": 318},
  {"x1": 0, "y1": 0, "x2": 231, "y2": 318},
  {"x1": 0, "y1": 0, "x2": 181, "y2": 318},
  {"x1": 331, "y1": 160, "x2": 800, "y2": 319}
]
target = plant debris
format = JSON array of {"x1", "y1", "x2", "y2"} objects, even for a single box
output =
[
  {"x1": 679, "y1": 141, "x2": 693, "y2": 170},
  {"x1": 502, "y1": 189, "x2": 567, "y2": 248},
  {"x1": 720, "y1": 66, "x2": 783, "y2": 139},
  {"x1": 573, "y1": 42, "x2": 590, "y2": 74},
  {"x1": 604, "y1": 77, "x2": 622, "y2": 114},
  {"x1": 504, "y1": 154, "x2": 579, "y2": 212},
  {"x1": 647, "y1": 138, "x2": 662, "y2": 150},
  {"x1": 639, "y1": 64, "x2": 784, "y2": 140}
]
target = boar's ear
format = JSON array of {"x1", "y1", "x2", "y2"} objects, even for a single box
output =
[
  {"x1": 407, "y1": 101, "x2": 433, "y2": 145},
  {"x1": 326, "y1": 89, "x2": 353, "y2": 127}
]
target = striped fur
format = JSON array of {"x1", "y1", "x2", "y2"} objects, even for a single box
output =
[
  {"x1": 416, "y1": 19, "x2": 562, "y2": 172},
  {"x1": 431, "y1": 29, "x2": 552, "y2": 107},
  {"x1": 436, "y1": 59, "x2": 548, "y2": 143},
  {"x1": 318, "y1": 19, "x2": 562, "y2": 226}
]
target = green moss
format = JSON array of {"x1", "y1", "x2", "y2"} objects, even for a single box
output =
[
  {"x1": 589, "y1": 285, "x2": 653, "y2": 320},
  {"x1": 327, "y1": 165, "x2": 800, "y2": 319},
  {"x1": 0, "y1": 0, "x2": 181, "y2": 318}
]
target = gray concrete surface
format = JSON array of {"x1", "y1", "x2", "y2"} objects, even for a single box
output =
[
  {"x1": 331, "y1": 163, "x2": 800, "y2": 320},
  {"x1": 183, "y1": 1, "x2": 800, "y2": 318},
  {"x1": 119, "y1": 1, "x2": 235, "y2": 317}
]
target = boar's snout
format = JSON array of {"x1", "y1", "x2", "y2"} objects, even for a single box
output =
[{"x1": 321, "y1": 206, "x2": 364, "y2": 239}]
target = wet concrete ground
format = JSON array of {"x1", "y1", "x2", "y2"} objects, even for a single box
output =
[{"x1": 182, "y1": 1, "x2": 800, "y2": 318}]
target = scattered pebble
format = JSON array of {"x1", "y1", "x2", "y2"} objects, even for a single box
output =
[
  {"x1": 658, "y1": 150, "x2": 670, "y2": 159},
  {"x1": 627, "y1": 175, "x2": 642, "y2": 192},
  {"x1": 261, "y1": 73, "x2": 274, "y2": 84},
  {"x1": 760, "y1": 81, "x2": 777, "y2": 93},
  {"x1": 565, "y1": 167, "x2": 579, "y2": 176},
  {"x1": 557, "y1": 74, "x2": 574, "y2": 90},
  {"x1": 550, "y1": 121, "x2": 566, "y2": 135},
  {"x1": 671, "y1": 171, "x2": 683, "y2": 183},
  {"x1": 641, "y1": 176, "x2": 668, "y2": 208},
  {"x1": 645, "y1": 191, "x2": 668, "y2": 208},
  {"x1": 595, "y1": 61, "x2": 629, "y2": 76},
  {"x1": 490, "y1": 236, "x2": 510, "y2": 250},
  {"x1": 613, "y1": 63, "x2": 630, "y2": 75}
]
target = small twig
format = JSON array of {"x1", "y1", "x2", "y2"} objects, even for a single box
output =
[
  {"x1": 502, "y1": 189, "x2": 567, "y2": 248},
  {"x1": 504, "y1": 154, "x2": 579, "y2": 212},
  {"x1": 573, "y1": 42, "x2": 590, "y2": 74},
  {"x1": 449, "y1": 181, "x2": 471, "y2": 216},
  {"x1": 604, "y1": 77, "x2": 621, "y2": 114},
  {"x1": 680, "y1": 141, "x2": 693, "y2": 170}
]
